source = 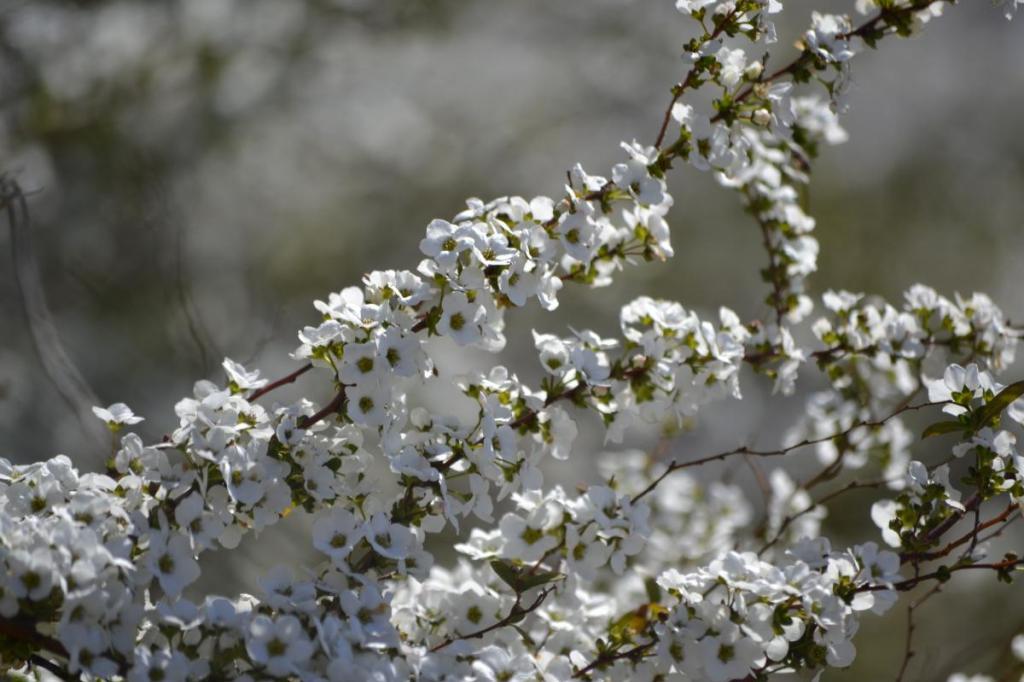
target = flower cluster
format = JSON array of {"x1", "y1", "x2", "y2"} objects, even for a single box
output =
[{"x1": 2, "y1": 1, "x2": 1022, "y2": 681}]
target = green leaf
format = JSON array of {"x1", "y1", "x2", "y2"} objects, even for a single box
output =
[
  {"x1": 607, "y1": 604, "x2": 668, "y2": 645},
  {"x1": 519, "y1": 569, "x2": 564, "y2": 591},
  {"x1": 973, "y1": 380, "x2": 1024, "y2": 429},
  {"x1": 921, "y1": 420, "x2": 963, "y2": 439},
  {"x1": 490, "y1": 559, "x2": 521, "y2": 592},
  {"x1": 489, "y1": 559, "x2": 563, "y2": 594},
  {"x1": 644, "y1": 576, "x2": 662, "y2": 604},
  {"x1": 608, "y1": 608, "x2": 649, "y2": 645},
  {"x1": 512, "y1": 625, "x2": 536, "y2": 649}
]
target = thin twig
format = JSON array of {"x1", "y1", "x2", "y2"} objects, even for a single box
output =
[
  {"x1": 429, "y1": 586, "x2": 555, "y2": 653},
  {"x1": 249, "y1": 362, "x2": 314, "y2": 401},
  {"x1": 901, "y1": 503, "x2": 1018, "y2": 563},
  {"x1": 632, "y1": 401, "x2": 944, "y2": 504},
  {"x1": 297, "y1": 388, "x2": 347, "y2": 430},
  {"x1": 894, "y1": 583, "x2": 943, "y2": 682},
  {"x1": 758, "y1": 476, "x2": 896, "y2": 555},
  {"x1": 29, "y1": 653, "x2": 72, "y2": 681},
  {"x1": 716, "y1": 0, "x2": 947, "y2": 121},
  {"x1": 572, "y1": 641, "x2": 656, "y2": 679},
  {"x1": 858, "y1": 557, "x2": 1024, "y2": 594}
]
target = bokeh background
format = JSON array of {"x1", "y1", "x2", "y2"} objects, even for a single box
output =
[{"x1": 1, "y1": 0, "x2": 1022, "y2": 678}]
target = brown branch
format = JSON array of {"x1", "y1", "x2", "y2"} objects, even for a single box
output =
[
  {"x1": 858, "y1": 556, "x2": 1024, "y2": 594},
  {"x1": 746, "y1": 187, "x2": 788, "y2": 325},
  {"x1": 297, "y1": 388, "x2": 347, "y2": 430},
  {"x1": 0, "y1": 615, "x2": 69, "y2": 660},
  {"x1": 572, "y1": 641, "x2": 656, "y2": 679},
  {"x1": 429, "y1": 586, "x2": 555, "y2": 653},
  {"x1": 975, "y1": 511, "x2": 1021, "y2": 547},
  {"x1": 248, "y1": 362, "x2": 314, "y2": 401},
  {"x1": 509, "y1": 383, "x2": 586, "y2": 431},
  {"x1": 433, "y1": 382, "x2": 587, "y2": 475},
  {"x1": 718, "y1": 0, "x2": 947, "y2": 120},
  {"x1": 29, "y1": 654, "x2": 72, "y2": 681},
  {"x1": 901, "y1": 502, "x2": 1017, "y2": 563},
  {"x1": 652, "y1": 5, "x2": 742, "y2": 148},
  {"x1": 894, "y1": 583, "x2": 942, "y2": 682},
  {"x1": 757, "y1": 476, "x2": 896, "y2": 555},
  {"x1": 916, "y1": 494, "x2": 982, "y2": 551},
  {"x1": 632, "y1": 400, "x2": 944, "y2": 504},
  {"x1": 653, "y1": 70, "x2": 699, "y2": 149}
]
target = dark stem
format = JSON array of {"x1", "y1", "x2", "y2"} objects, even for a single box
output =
[
  {"x1": 248, "y1": 362, "x2": 314, "y2": 401},
  {"x1": 429, "y1": 587, "x2": 555, "y2": 652}
]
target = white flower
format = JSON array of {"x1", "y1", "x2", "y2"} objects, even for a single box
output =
[
  {"x1": 715, "y1": 46, "x2": 748, "y2": 88},
  {"x1": 697, "y1": 624, "x2": 763, "y2": 681},
  {"x1": 220, "y1": 443, "x2": 282, "y2": 506},
  {"x1": 565, "y1": 523, "x2": 611, "y2": 582},
  {"x1": 804, "y1": 13, "x2": 855, "y2": 63},
  {"x1": 260, "y1": 565, "x2": 317, "y2": 613},
  {"x1": 339, "y1": 340, "x2": 384, "y2": 385},
  {"x1": 925, "y1": 363, "x2": 994, "y2": 416},
  {"x1": 437, "y1": 291, "x2": 486, "y2": 346},
  {"x1": 472, "y1": 646, "x2": 537, "y2": 682},
  {"x1": 312, "y1": 508, "x2": 364, "y2": 565},
  {"x1": 363, "y1": 268, "x2": 429, "y2": 305},
  {"x1": 447, "y1": 582, "x2": 502, "y2": 635},
  {"x1": 498, "y1": 257, "x2": 541, "y2": 307},
  {"x1": 420, "y1": 219, "x2": 475, "y2": 269},
  {"x1": 499, "y1": 503, "x2": 561, "y2": 563},
  {"x1": 314, "y1": 286, "x2": 368, "y2": 325},
  {"x1": 92, "y1": 402, "x2": 144, "y2": 427},
  {"x1": 365, "y1": 513, "x2": 417, "y2": 568},
  {"x1": 223, "y1": 358, "x2": 268, "y2": 391},
  {"x1": 347, "y1": 381, "x2": 389, "y2": 427},
  {"x1": 675, "y1": 0, "x2": 717, "y2": 13},
  {"x1": 174, "y1": 492, "x2": 224, "y2": 551},
  {"x1": 871, "y1": 499, "x2": 902, "y2": 548},
  {"x1": 556, "y1": 208, "x2": 599, "y2": 263},
  {"x1": 1013, "y1": 634, "x2": 1024, "y2": 661},
  {"x1": 6, "y1": 548, "x2": 57, "y2": 601},
  {"x1": 114, "y1": 432, "x2": 168, "y2": 481},
  {"x1": 533, "y1": 331, "x2": 571, "y2": 375},
  {"x1": 127, "y1": 647, "x2": 191, "y2": 682},
  {"x1": 146, "y1": 531, "x2": 200, "y2": 599},
  {"x1": 378, "y1": 328, "x2": 426, "y2": 377},
  {"x1": 246, "y1": 614, "x2": 314, "y2": 677}
]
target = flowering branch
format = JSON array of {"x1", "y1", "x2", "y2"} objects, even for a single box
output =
[{"x1": 1, "y1": 2, "x2": 1021, "y2": 681}]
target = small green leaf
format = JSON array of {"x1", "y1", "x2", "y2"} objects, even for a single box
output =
[
  {"x1": 490, "y1": 559, "x2": 522, "y2": 592},
  {"x1": 607, "y1": 604, "x2": 668, "y2": 645},
  {"x1": 490, "y1": 559, "x2": 563, "y2": 594},
  {"x1": 644, "y1": 576, "x2": 662, "y2": 604},
  {"x1": 608, "y1": 608, "x2": 649, "y2": 644},
  {"x1": 519, "y1": 569, "x2": 564, "y2": 591},
  {"x1": 974, "y1": 380, "x2": 1024, "y2": 428},
  {"x1": 921, "y1": 420, "x2": 963, "y2": 439},
  {"x1": 513, "y1": 625, "x2": 536, "y2": 649}
]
